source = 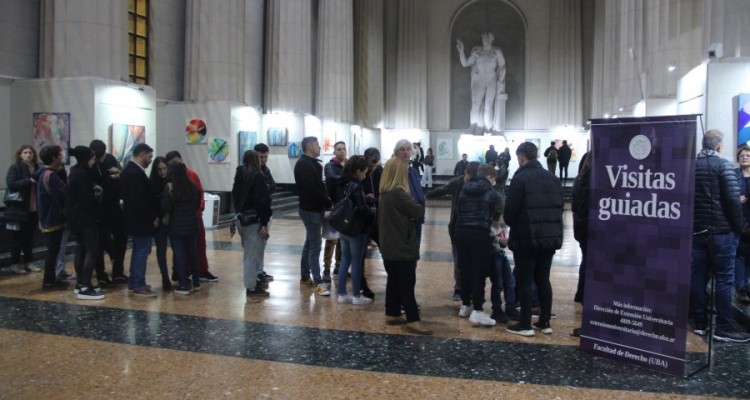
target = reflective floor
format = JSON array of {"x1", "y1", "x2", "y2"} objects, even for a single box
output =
[{"x1": 0, "y1": 201, "x2": 746, "y2": 399}]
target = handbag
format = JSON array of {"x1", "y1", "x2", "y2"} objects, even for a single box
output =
[
  {"x1": 328, "y1": 191, "x2": 363, "y2": 236},
  {"x1": 236, "y1": 209, "x2": 259, "y2": 226},
  {"x1": 3, "y1": 189, "x2": 24, "y2": 205}
]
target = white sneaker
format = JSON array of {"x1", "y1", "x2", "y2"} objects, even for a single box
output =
[
  {"x1": 352, "y1": 296, "x2": 373, "y2": 305},
  {"x1": 470, "y1": 310, "x2": 496, "y2": 326},
  {"x1": 458, "y1": 305, "x2": 471, "y2": 318},
  {"x1": 314, "y1": 284, "x2": 331, "y2": 296},
  {"x1": 337, "y1": 294, "x2": 352, "y2": 304}
]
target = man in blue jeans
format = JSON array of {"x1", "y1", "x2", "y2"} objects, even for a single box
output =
[
  {"x1": 120, "y1": 143, "x2": 159, "y2": 298},
  {"x1": 690, "y1": 129, "x2": 750, "y2": 342},
  {"x1": 294, "y1": 137, "x2": 333, "y2": 296}
]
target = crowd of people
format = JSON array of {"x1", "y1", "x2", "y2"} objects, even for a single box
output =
[
  {"x1": 3, "y1": 142, "x2": 222, "y2": 300},
  {"x1": 5, "y1": 130, "x2": 750, "y2": 341}
]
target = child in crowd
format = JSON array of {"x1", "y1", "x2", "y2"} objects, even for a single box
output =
[{"x1": 489, "y1": 221, "x2": 519, "y2": 322}]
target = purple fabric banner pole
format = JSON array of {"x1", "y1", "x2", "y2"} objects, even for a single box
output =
[{"x1": 579, "y1": 115, "x2": 697, "y2": 377}]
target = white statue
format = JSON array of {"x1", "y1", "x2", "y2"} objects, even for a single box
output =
[{"x1": 457, "y1": 32, "x2": 506, "y2": 133}]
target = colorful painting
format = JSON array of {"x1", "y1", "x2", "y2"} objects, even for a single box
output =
[
  {"x1": 186, "y1": 118, "x2": 207, "y2": 144},
  {"x1": 33, "y1": 112, "x2": 71, "y2": 164},
  {"x1": 208, "y1": 138, "x2": 230, "y2": 164},
  {"x1": 322, "y1": 131, "x2": 336, "y2": 154},
  {"x1": 739, "y1": 93, "x2": 750, "y2": 146},
  {"x1": 436, "y1": 138, "x2": 453, "y2": 159},
  {"x1": 268, "y1": 127, "x2": 288, "y2": 146},
  {"x1": 110, "y1": 124, "x2": 146, "y2": 166},
  {"x1": 238, "y1": 131, "x2": 257, "y2": 160},
  {"x1": 288, "y1": 142, "x2": 302, "y2": 158}
]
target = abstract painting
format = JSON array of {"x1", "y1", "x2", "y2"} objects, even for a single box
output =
[
  {"x1": 436, "y1": 138, "x2": 453, "y2": 159},
  {"x1": 33, "y1": 112, "x2": 70, "y2": 164},
  {"x1": 739, "y1": 93, "x2": 750, "y2": 146},
  {"x1": 322, "y1": 131, "x2": 335, "y2": 154},
  {"x1": 238, "y1": 131, "x2": 257, "y2": 160},
  {"x1": 288, "y1": 142, "x2": 302, "y2": 158},
  {"x1": 208, "y1": 138, "x2": 230, "y2": 164},
  {"x1": 268, "y1": 127, "x2": 288, "y2": 146},
  {"x1": 110, "y1": 124, "x2": 146, "y2": 166},
  {"x1": 186, "y1": 118, "x2": 207, "y2": 144}
]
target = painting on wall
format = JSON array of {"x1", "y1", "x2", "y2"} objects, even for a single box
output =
[
  {"x1": 322, "y1": 131, "x2": 336, "y2": 154},
  {"x1": 288, "y1": 142, "x2": 302, "y2": 158},
  {"x1": 208, "y1": 138, "x2": 230, "y2": 164},
  {"x1": 526, "y1": 138, "x2": 541, "y2": 149},
  {"x1": 110, "y1": 124, "x2": 146, "y2": 166},
  {"x1": 186, "y1": 118, "x2": 207, "y2": 144},
  {"x1": 739, "y1": 93, "x2": 750, "y2": 146},
  {"x1": 238, "y1": 131, "x2": 257, "y2": 159},
  {"x1": 33, "y1": 112, "x2": 71, "y2": 164},
  {"x1": 436, "y1": 138, "x2": 454, "y2": 159},
  {"x1": 268, "y1": 127, "x2": 288, "y2": 146}
]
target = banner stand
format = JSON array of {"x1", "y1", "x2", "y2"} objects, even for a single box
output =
[{"x1": 687, "y1": 276, "x2": 714, "y2": 377}]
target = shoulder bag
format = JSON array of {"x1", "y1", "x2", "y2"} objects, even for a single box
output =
[{"x1": 328, "y1": 189, "x2": 363, "y2": 236}]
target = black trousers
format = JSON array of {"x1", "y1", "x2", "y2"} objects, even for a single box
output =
[
  {"x1": 455, "y1": 229, "x2": 494, "y2": 311},
  {"x1": 559, "y1": 162, "x2": 569, "y2": 181},
  {"x1": 11, "y1": 212, "x2": 37, "y2": 264},
  {"x1": 383, "y1": 259, "x2": 420, "y2": 322},
  {"x1": 98, "y1": 210, "x2": 127, "y2": 277},
  {"x1": 514, "y1": 249, "x2": 555, "y2": 327},
  {"x1": 73, "y1": 225, "x2": 100, "y2": 288}
]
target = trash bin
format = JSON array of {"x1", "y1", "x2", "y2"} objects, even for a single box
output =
[{"x1": 202, "y1": 193, "x2": 220, "y2": 228}]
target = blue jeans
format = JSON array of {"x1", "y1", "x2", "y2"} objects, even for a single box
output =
[
  {"x1": 491, "y1": 251, "x2": 516, "y2": 313},
  {"x1": 299, "y1": 209, "x2": 323, "y2": 285},
  {"x1": 128, "y1": 235, "x2": 153, "y2": 290},
  {"x1": 690, "y1": 232, "x2": 737, "y2": 331},
  {"x1": 338, "y1": 233, "x2": 368, "y2": 297},
  {"x1": 170, "y1": 234, "x2": 198, "y2": 289}
]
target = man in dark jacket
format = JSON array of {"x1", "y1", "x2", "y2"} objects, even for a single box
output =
[
  {"x1": 426, "y1": 161, "x2": 479, "y2": 301},
  {"x1": 557, "y1": 140, "x2": 572, "y2": 182},
  {"x1": 543, "y1": 141, "x2": 558, "y2": 175},
  {"x1": 120, "y1": 143, "x2": 159, "y2": 298},
  {"x1": 294, "y1": 137, "x2": 333, "y2": 296},
  {"x1": 485, "y1": 145, "x2": 498, "y2": 166},
  {"x1": 323, "y1": 141, "x2": 346, "y2": 281},
  {"x1": 453, "y1": 153, "x2": 468, "y2": 177},
  {"x1": 504, "y1": 142, "x2": 563, "y2": 337},
  {"x1": 36, "y1": 145, "x2": 69, "y2": 290},
  {"x1": 253, "y1": 142, "x2": 276, "y2": 283},
  {"x1": 690, "y1": 130, "x2": 750, "y2": 342},
  {"x1": 454, "y1": 164, "x2": 502, "y2": 327}
]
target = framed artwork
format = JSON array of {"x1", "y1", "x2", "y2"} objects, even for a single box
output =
[
  {"x1": 739, "y1": 93, "x2": 750, "y2": 146},
  {"x1": 288, "y1": 142, "x2": 302, "y2": 158},
  {"x1": 186, "y1": 118, "x2": 207, "y2": 144},
  {"x1": 110, "y1": 124, "x2": 146, "y2": 166},
  {"x1": 526, "y1": 138, "x2": 541, "y2": 149},
  {"x1": 208, "y1": 138, "x2": 230, "y2": 163},
  {"x1": 238, "y1": 131, "x2": 257, "y2": 159},
  {"x1": 32, "y1": 112, "x2": 71, "y2": 164},
  {"x1": 436, "y1": 138, "x2": 454, "y2": 159},
  {"x1": 268, "y1": 127, "x2": 288, "y2": 146},
  {"x1": 322, "y1": 131, "x2": 335, "y2": 154}
]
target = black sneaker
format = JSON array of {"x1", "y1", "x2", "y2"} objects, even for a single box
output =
[
  {"x1": 162, "y1": 280, "x2": 173, "y2": 291},
  {"x1": 361, "y1": 285, "x2": 375, "y2": 300},
  {"x1": 200, "y1": 272, "x2": 219, "y2": 282},
  {"x1": 246, "y1": 287, "x2": 270, "y2": 298},
  {"x1": 693, "y1": 323, "x2": 707, "y2": 336},
  {"x1": 42, "y1": 281, "x2": 69, "y2": 291},
  {"x1": 506, "y1": 323, "x2": 535, "y2": 337},
  {"x1": 174, "y1": 286, "x2": 191, "y2": 295},
  {"x1": 112, "y1": 274, "x2": 129, "y2": 284},
  {"x1": 77, "y1": 287, "x2": 105, "y2": 300},
  {"x1": 714, "y1": 329, "x2": 750, "y2": 343},
  {"x1": 258, "y1": 271, "x2": 274, "y2": 282},
  {"x1": 533, "y1": 320, "x2": 553, "y2": 334},
  {"x1": 506, "y1": 308, "x2": 521, "y2": 321},
  {"x1": 256, "y1": 276, "x2": 269, "y2": 290},
  {"x1": 97, "y1": 276, "x2": 115, "y2": 287},
  {"x1": 491, "y1": 309, "x2": 509, "y2": 323}
]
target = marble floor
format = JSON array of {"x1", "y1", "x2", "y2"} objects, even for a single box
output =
[{"x1": 0, "y1": 201, "x2": 747, "y2": 399}]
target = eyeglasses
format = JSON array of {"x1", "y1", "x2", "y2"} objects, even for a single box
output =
[{"x1": 739, "y1": 154, "x2": 750, "y2": 159}]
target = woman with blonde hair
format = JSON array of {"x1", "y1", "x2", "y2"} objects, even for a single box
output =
[{"x1": 378, "y1": 157, "x2": 430, "y2": 335}]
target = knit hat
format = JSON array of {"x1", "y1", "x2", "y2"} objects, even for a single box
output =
[{"x1": 70, "y1": 145, "x2": 94, "y2": 165}]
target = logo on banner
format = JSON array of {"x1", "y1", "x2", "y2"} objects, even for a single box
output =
[{"x1": 629, "y1": 135, "x2": 651, "y2": 160}]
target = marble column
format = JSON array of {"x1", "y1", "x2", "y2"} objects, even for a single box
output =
[
  {"x1": 548, "y1": 0, "x2": 583, "y2": 127},
  {"x1": 392, "y1": 0, "x2": 427, "y2": 129},
  {"x1": 265, "y1": 0, "x2": 314, "y2": 114},
  {"x1": 354, "y1": 0, "x2": 384, "y2": 128},
  {"x1": 39, "y1": 0, "x2": 128, "y2": 80},
  {"x1": 184, "y1": 0, "x2": 245, "y2": 102},
  {"x1": 316, "y1": 0, "x2": 354, "y2": 123}
]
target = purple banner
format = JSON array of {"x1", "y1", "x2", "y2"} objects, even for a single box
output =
[{"x1": 580, "y1": 116, "x2": 697, "y2": 377}]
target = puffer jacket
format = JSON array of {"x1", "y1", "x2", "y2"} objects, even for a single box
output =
[
  {"x1": 693, "y1": 149, "x2": 742, "y2": 235},
  {"x1": 504, "y1": 159, "x2": 563, "y2": 252},
  {"x1": 334, "y1": 176, "x2": 376, "y2": 234},
  {"x1": 455, "y1": 177, "x2": 501, "y2": 233},
  {"x1": 571, "y1": 171, "x2": 590, "y2": 244},
  {"x1": 161, "y1": 182, "x2": 201, "y2": 237}
]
